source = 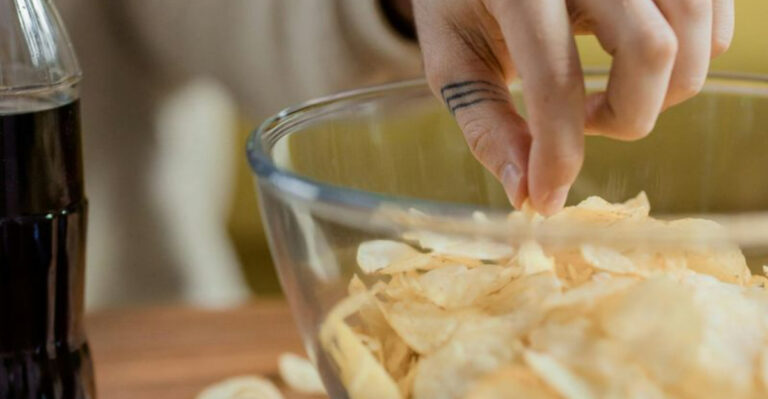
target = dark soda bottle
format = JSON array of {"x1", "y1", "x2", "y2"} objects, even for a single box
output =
[{"x1": 1, "y1": 0, "x2": 95, "y2": 397}]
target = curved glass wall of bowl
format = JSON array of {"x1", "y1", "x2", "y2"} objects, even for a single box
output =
[{"x1": 247, "y1": 73, "x2": 768, "y2": 399}]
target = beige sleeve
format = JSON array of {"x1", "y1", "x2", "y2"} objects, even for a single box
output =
[{"x1": 123, "y1": 0, "x2": 423, "y2": 117}]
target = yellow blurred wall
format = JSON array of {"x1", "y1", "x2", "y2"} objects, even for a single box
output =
[
  {"x1": 229, "y1": 1, "x2": 768, "y2": 295},
  {"x1": 577, "y1": 0, "x2": 768, "y2": 72}
]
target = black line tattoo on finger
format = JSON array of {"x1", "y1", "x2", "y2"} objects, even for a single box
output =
[
  {"x1": 444, "y1": 88, "x2": 506, "y2": 104},
  {"x1": 450, "y1": 98, "x2": 508, "y2": 114},
  {"x1": 440, "y1": 80, "x2": 511, "y2": 115},
  {"x1": 440, "y1": 80, "x2": 504, "y2": 96}
]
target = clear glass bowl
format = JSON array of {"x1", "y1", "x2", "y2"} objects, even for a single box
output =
[{"x1": 247, "y1": 72, "x2": 768, "y2": 398}]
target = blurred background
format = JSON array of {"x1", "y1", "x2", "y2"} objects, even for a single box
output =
[{"x1": 55, "y1": 0, "x2": 767, "y2": 310}]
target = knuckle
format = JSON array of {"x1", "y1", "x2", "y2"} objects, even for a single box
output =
[
  {"x1": 613, "y1": 118, "x2": 656, "y2": 140},
  {"x1": 629, "y1": 26, "x2": 678, "y2": 68},
  {"x1": 546, "y1": 147, "x2": 584, "y2": 177},
  {"x1": 536, "y1": 64, "x2": 583, "y2": 93},
  {"x1": 526, "y1": 66, "x2": 584, "y2": 110},
  {"x1": 669, "y1": 75, "x2": 706, "y2": 102},
  {"x1": 675, "y1": 0, "x2": 710, "y2": 18},
  {"x1": 592, "y1": 98, "x2": 658, "y2": 140},
  {"x1": 711, "y1": 34, "x2": 732, "y2": 58}
]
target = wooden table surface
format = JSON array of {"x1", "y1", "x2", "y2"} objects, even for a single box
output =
[{"x1": 86, "y1": 301, "x2": 324, "y2": 399}]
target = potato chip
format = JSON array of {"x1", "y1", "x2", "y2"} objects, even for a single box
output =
[
  {"x1": 357, "y1": 240, "x2": 421, "y2": 274},
  {"x1": 378, "y1": 300, "x2": 459, "y2": 355},
  {"x1": 320, "y1": 317, "x2": 401, "y2": 399},
  {"x1": 402, "y1": 230, "x2": 514, "y2": 261},
  {"x1": 745, "y1": 285, "x2": 768, "y2": 324},
  {"x1": 580, "y1": 348, "x2": 667, "y2": 399},
  {"x1": 548, "y1": 249, "x2": 594, "y2": 287},
  {"x1": 620, "y1": 191, "x2": 651, "y2": 216},
  {"x1": 530, "y1": 320, "x2": 669, "y2": 399},
  {"x1": 381, "y1": 271, "x2": 423, "y2": 300},
  {"x1": 507, "y1": 203, "x2": 546, "y2": 228},
  {"x1": 623, "y1": 249, "x2": 688, "y2": 275},
  {"x1": 196, "y1": 376, "x2": 283, "y2": 399},
  {"x1": 356, "y1": 332, "x2": 383, "y2": 360},
  {"x1": 524, "y1": 350, "x2": 595, "y2": 399},
  {"x1": 348, "y1": 280, "x2": 391, "y2": 337},
  {"x1": 325, "y1": 290, "x2": 376, "y2": 323},
  {"x1": 543, "y1": 274, "x2": 637, "y2": 311},
  {"x1": 320, "y1": 286, "x2": 404, "y2": 398},
  {"x1": 464, "y1": 366, "x2": 559, "y2": 399},
  {"x1": 379, "y1": 253, "x2": 482, "y2": 275},
  {"x1": 349, "y1": 282, "x2": 411, "y2": 378},
  {"x1": 278, "y1": 353, "x2": 325, "y2": 395},
  {"x1": 477, "y1": 272, "x2": 561, "y2": 317},
  {"x1": 415, "y1": 265, "x2": 515, "y2": 309},
  {"x1": 397, "y1": 360, "x2": 418, "y2": 398},
  {"x1": 580, "y1": 244, "x2": 647, "y2": 276},
  {"x1": 348, "y1": 274, "x2": 367, "y2": 295},
  {"x1": 528, "y1": 317, "x2": 594, "y2": 370},
  {"x1": 598, "y1": 276, "x2": 703, "y2": 385},
  {"x1": 674, "y1": 274, "x2": 766, "y2": 398},
  {"x1": 402, "y1": 230, "x2": 464, "y2": 252},
  {"x1": 562, "y1": 263, "x2": 593, "y2": 287},
  {"x1": 441, "y1": 240, "x2": 515, "y2": 261},
  {"x1": 760, "y1": 347, "x2": 768, "y2": 393},
  {"x1": 382, "y1": 334, "x2": 413, "y2": 380},
  {"x1": 451, "y1": 314, "x2": 530, "y2": 345},
  {"x1": 411, "y1": 320, "x2": 522, "y2": 399},
  {"x1": 472, "y1": 211, "x2": 489, "y2": 223},
  {"x1": 667, "y1": 219, "x2": 751, "y2": 284},
  {"x1": 683, "y1": 246, "x2": 750, "y2": 284},
  {"x1": 585, "y1": 192, "x2": 648, "y2": 213},
  {"x1": 548, "y1": 192, "x2": 649, "y2": 226},
  {"x1": 610, "y1": 367, "x2": 667, "y2": 399},
  {"x1": 754, "y1": 275, "x2": 768, "y2": 290},
  {"x1": 516, "y1": 241, "x2": 556, "y2": 275}
]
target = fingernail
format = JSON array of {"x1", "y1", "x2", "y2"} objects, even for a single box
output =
[
  {"x1": 501, "y1": 163, "x2": 522, "y2": 208},
  {"x1": 543, "y1": 184, "x2": 570, "y2": 215}
]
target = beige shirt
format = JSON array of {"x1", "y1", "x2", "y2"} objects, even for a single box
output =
[{"x1": 56, "y1": 0, "x2": 422, "y2": 308}]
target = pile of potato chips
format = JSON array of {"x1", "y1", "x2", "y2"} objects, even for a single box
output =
[{"x1": 320, "y1": 193, "x2": 768, "y2": 399}]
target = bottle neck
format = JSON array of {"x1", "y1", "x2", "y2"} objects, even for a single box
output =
[{"x1": 0, "y1": 0, "x2": 81, "y2": 107}]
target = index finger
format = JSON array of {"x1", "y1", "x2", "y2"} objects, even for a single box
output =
[
  {"x1": 414, "y1": 2, "x2": 532, "y2": 208},
  {"x1": 488, "y1": 0, "x2": 586, "y2": 215}
]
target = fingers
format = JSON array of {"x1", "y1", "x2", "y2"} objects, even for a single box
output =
[
  {"x1": 580, "y1": 0, "x2": 677, "y2": 140},
  {"x1": 414, "y1": 0, "x2": 727, "y2": 215},
  {"x1": 654, "y1": 0, "x2": 713, "y2": 107},
  {"x1": 488, "y1": 0, "x2": 585, "y2": 214},
  {"x1": 414, "y1": 2, "x2": 531, "y2": 208},
  {"x1": 711, "y1": 0, "x2": 735, "y2": 57}
]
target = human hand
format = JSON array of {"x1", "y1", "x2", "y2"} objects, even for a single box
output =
[{"x1": 412, "y1": 0, "x2": 733, "y2": 214}]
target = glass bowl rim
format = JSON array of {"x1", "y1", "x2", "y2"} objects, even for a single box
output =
[{"x1": 246, "y1": 70, "x2": 768, "y2": 246}]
